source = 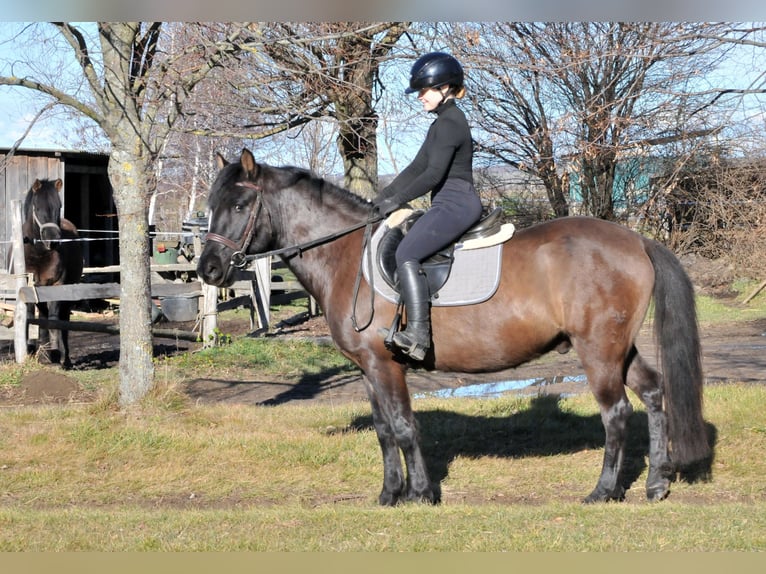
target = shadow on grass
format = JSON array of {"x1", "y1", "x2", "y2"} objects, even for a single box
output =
[
  {"x1": 184, "y1": 365, "x2": 361, "y2": 406},
  {"x1": 348, "y1": 395, "x2": 717, "y2": 500}
]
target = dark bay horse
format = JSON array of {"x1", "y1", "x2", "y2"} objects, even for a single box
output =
[
  {"x1": 198, "y1": 149, "x2": 711, "y2": 506},
  {"x1": 22, "y1": 178, "x2": 83, "y2": 369}
]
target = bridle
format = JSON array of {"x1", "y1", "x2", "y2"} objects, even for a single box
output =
[
  {"x1": 204, "y1": 180, "x2": 264, "y2": 269},
  {"x1": 26, "y1": 201, "x2": 62, "y2": 250},
  {"x1": 204, "y1": 179, "x2": 379, "y2": 269},
  {"x1": 203, "y1": 176, "x2": 382, "y2": 332}
]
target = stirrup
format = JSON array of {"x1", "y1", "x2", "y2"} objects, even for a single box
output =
[{"x1": 391, "y1": 331, "x2": 428, "y2": 361}]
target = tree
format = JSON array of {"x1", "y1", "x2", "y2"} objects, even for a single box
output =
[
  {"x1": 177, "y1": 22, "x2": 410, "y2": 199},
  {"x1": 1, "y1": 22, "x2": 248, "y2": 406},
  {"x1": 447, "y1": 22, "x2": 738, "y2": 220}
]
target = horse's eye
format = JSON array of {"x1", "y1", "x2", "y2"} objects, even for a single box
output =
[{"x1": 234, "y1": 204, "x2": 243, "y2": 213}]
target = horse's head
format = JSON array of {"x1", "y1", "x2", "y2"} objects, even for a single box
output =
[
  {"x1": 197, "y1": 149, "x2": 275, "y2": 287},
  {"x1": 24, "y1": 178, "x2": 64, "y2": 250}
]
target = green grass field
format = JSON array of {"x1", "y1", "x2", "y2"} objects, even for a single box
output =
[{"x1": 0, "y1": 290, "x2": 765, "y2": 550}]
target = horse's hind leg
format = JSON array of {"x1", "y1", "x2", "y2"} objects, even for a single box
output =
[
  {"x1": 580, "y1": 356, "x2": 633, "y2": 503},
  {"x1": 625, "y1": 348, "x2": 673, "y2": 501}
]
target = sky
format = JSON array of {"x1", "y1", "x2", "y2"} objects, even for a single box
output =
[
  {"x1": 2, "y1": 20, "x2": 765, "y2": 158},
  {"x1": 0, "y1": 94, "x2": 74, "y2": 150},
  {"x1": 0, "y1": 22, "x2": 88, "y2": 150}
]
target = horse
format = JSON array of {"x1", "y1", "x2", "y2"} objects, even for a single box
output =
[
  {"x1": 22, "y1": 178, "x2": 83, "y2": 369},
  {"x1": 198, "y1": 148, "x2": 711, "y2": 506}
]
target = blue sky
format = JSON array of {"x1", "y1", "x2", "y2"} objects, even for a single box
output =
[
  {"x1": 0, "y1": 22, "x2": 91, "y2": 150},
  {"x1": 0, "y1": 93, "x2": 74, "y2": 150},
  {"x1": 2, "y1": 22, "x2": 765, "y2": 158}
]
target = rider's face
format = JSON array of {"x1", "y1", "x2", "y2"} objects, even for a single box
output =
[{"x1": 417, "y1": 86, "x2": 448, "y2": 111}]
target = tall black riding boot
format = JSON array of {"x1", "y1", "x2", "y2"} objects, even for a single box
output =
[{"x1": 392, "y1": 261, "x2": 431, "y2": 361}]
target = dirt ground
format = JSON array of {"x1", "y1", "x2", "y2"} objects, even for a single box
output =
[{"x1": 2, "y1": 255, "x2": 765, "y2": 407}]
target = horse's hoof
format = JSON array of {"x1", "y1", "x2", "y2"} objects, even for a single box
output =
[
  {"x1": 583, "y1": 486, "x2": 625, "y2": 504},
  {"x1": 404, "y1": 488, "x2": 439, "y2": 505},
  {"x1": 646, "y1": 480, "x2": 670, "y2": 502},
  {"x1": 378, "y1": 490, "x2": 401, "y2": 507}
]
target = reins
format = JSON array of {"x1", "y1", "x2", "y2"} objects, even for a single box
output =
[
  {"x1": 204, "y1": 178, "x2": 383, "y2": 331},
  {"x1": 350, "y1": 213, "x2": 380, "y2": 332},
  {"x1": 230, "y1": 217, "x2": 374, "y2": 266}
]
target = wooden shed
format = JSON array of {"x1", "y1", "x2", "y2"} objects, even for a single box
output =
[{"x1": 0, "y1": 147, "x2": 116, "y2": 272}]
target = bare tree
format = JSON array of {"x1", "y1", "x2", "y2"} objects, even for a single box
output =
[
  {"x1": 177, "y1": 22, "x2": 410, "y2": 199},
  {"x1": 1, "y1": 22, "x2": 249, "y2": 406},
  {"x1": 447, "y1": 22, "x2": 738, "y2": 221}
]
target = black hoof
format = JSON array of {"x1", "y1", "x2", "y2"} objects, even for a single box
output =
[
  {"x1": 583, "y1": 486, "x2": 625, "y2": 504},
  {"x1": 378, "y1": 489, "x2": 402, "y2": 507},
  {"x1": 405, "y1": 486, "x2": 440, "y2": 505},
  {"x1": 646, "y1": 480, "x2": 670, "y2": 502}
]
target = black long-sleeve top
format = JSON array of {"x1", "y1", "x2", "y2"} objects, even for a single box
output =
[{"x1": 379, "y1": 99, "x2": 474, "y2": 204}]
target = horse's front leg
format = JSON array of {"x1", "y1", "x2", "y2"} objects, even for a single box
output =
[
  {"x1": 33, "y1": 301, "x2": 53, "y2": 361},
  {"x1": 362, "y1": 358, "x2": 436, "y2": 505},
  {"x1": 361, "y1": 374, "x2": 405, "y2": 505},
  {"x1": 46, "y1": 300, "x2": 65, "y2": 367}
]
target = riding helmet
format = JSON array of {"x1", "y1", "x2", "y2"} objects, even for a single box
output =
[{"x1": 405, "y1": 52, "x2": 464, "y2": 94}]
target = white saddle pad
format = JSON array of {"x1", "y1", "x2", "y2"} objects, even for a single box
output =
[{"x1": 363, "y1": 219, "x2": 513, "y2": 307}]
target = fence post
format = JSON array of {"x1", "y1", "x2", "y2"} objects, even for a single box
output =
[
  {"x1": 201, "y1": 280, "x2": 218, "y2": 347},
  {"x1": 252, "y1": 257, "x2": 272, "y2": 330},
  {"x1": 10, "y1": 199, "x2": 28, "y2": 364}
]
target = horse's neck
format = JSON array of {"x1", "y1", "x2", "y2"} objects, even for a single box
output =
[{"x1": 276, "y1": 210, "x2": 366, "y2": 308}]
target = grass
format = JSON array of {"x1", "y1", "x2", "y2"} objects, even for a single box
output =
[
  {"x1": 695, "y1": 278, "x2": 766, "y2": 324},
  {"x1": 0, "y1": 290, "x2": 765, "y2": 551},
  {"x1": 0, "y1": 384, "x2": 765, "y2": 550}
]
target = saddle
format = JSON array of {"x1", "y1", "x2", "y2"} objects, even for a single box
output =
[{"x1": 376, "y1": 207, "x2": 506, "y2": 298}]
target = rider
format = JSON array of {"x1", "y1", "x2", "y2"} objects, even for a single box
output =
[{"x1": 372, "y1": 52, "x2": 482, "y2": 361}]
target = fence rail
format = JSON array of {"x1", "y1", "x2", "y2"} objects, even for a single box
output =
[{"x1": 1, "y1": 198, "x2": 316, "y2": 364}]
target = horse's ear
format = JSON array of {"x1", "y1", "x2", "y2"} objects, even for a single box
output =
[
  {"x1": 215, "y1": 153, "x2": 228, "y2": 170},
  {"x1": 54, "y1": 178, "x2": 63, "y2": 192},
  {"x1": 240, "y1": 148, "x2": 260, "y2": 179},
  {"x1": 32, "y1": 179, "x2": 42, "y2": 192}
]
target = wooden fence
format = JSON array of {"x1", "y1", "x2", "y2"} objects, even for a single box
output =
[{"x1": 1, "y1": 199, "x2": 314, "y2": 364}]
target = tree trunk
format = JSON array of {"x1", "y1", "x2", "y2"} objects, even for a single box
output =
[
  {"x1": 338, "y1": 113, "x2": 379, "y2": 199},
  {"x1": 108, "y1": 147, "x2": 155, "y2": 407}
]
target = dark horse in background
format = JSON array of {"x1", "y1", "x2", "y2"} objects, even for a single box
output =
[
  {"x1": 22, "y1": 178, "x2": 83, "y2": 369},
  {"x1": 198, "y1": 149, "x2": 712, "y2": 506}
]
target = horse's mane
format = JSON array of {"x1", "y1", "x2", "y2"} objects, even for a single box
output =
[
  {"x1": 210, "y1": 160, "x2": 374, "y2": 219},
  {"x1": 274, "y1": 165, "x2": 372, "y2": 213}
]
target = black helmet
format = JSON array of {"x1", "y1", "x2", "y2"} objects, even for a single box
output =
[{"x1": 405, "y1": 52, "x2": 464, "y2": 94}]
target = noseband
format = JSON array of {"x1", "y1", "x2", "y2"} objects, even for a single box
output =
[
  {"x1": 29, "y1": 203, "x2": 62, "y2": 250},
  {"x1": 204, "y1": 180, "x2": 264, "y2": 268}
]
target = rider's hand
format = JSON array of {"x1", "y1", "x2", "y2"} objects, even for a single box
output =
[{"x1": 371, "y1": 195, "x2": 401, "y2": 218}]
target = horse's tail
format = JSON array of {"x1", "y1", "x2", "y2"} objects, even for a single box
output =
[{"x1": 644, "y1": 238, "x2": 711, "y2": 467}]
